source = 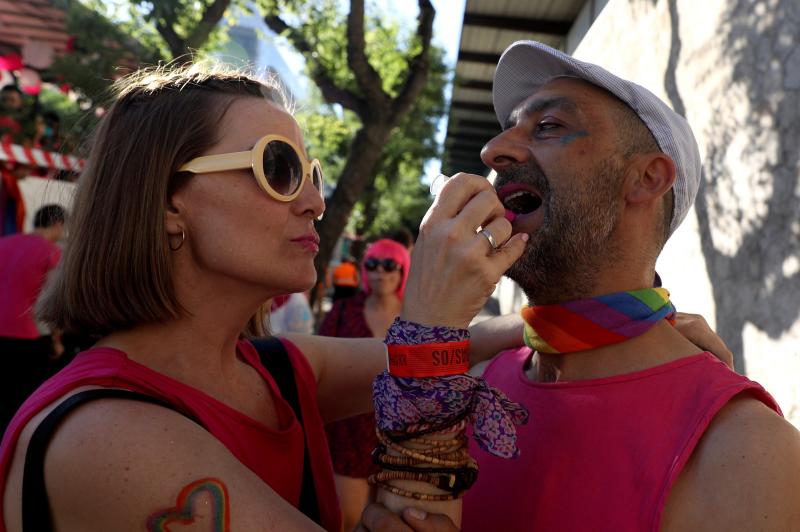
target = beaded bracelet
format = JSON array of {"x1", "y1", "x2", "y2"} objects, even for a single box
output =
[
  {"x1": 405, "y1": 433, "x2": 467, "y2": 448},
  {"x1": 397, "y1": 436, "x2": 465, "y2": 454},
  {"x1": 372, "y1": 446, "x2": 471, "y2": 468},
  {"x1": 375, "y1": 440, "x2": 472, "y2": 468},
  {"x1": 373, "y1": 445, "x2": 474, "y2": 470},
  {"x1": 372, "y1": 455, "x2": 480, "y2": 492},
  {"x1": 368, "y1": 478, "x2": 460, "y2": 502},
  {"x1": 372, "y1": 469, "x2": 475, "y2": 494},
  {"x1": 376, "y1": 429, "x2": 468, "y2": 456}
]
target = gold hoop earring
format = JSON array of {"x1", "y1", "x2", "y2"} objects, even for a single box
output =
[{"x1": 169, "y1": 229, "x2": 185, "y2": 251}]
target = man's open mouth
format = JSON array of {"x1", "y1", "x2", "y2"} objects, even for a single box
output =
[{"x1": 498, "y1": 184, "x2": 543, "y2": 216}]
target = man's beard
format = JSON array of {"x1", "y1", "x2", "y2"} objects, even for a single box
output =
[{"x1": 498, "y1": 159, "x2": 625, "y2": 305}]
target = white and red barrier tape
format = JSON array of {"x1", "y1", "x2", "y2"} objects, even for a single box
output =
[{"x1": 0, "y1": 142, "x2": 85, "y2": 172}]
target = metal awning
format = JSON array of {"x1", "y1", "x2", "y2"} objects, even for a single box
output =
[{"x1": 441, "y1": 0, "x2": 587, "y2": 176}]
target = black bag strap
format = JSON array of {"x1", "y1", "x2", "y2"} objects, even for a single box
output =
[
  {"x1": 250, "y1": 337, "x2": 321, "y2": 525},
  {"x1": 22, "y1": 388, "x2": 194, "y2": 532}
]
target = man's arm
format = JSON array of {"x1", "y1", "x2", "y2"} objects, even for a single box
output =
[
  {"x1": 284, "y1": 313, "x2": 530, "y2": 424},
  {"x1": 661, "y1": 395, "x2": 800, "y2": 531}
]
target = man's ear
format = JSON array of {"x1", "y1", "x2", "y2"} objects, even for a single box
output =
[{"x1": 624, "y1": 153, "x2": 676, "y2": 206}]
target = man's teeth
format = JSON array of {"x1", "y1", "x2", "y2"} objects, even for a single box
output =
[
  {"x1": 505, "y1": 191, "x2": 531, "y2": 201},
  {"x1": 503, "y1": 190, "x2": 542, "y2": 214}
]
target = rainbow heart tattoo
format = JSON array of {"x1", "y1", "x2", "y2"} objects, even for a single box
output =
[{"x1": 147, "y1": 478, "x2": 230, "y2": 531}]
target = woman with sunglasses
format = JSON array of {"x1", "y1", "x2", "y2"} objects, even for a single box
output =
[
  {"x1": 321, "y1": 239, "x2": 410, "y2": 531},
  {"x1": 0, "y1": 63, "x2": 530, "y2": 532}
]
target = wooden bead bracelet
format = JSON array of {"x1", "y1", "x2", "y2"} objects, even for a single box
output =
[
  {"x1": 376, "y1": 432, "x2": 470, "y2": 467},
  {"x1": 372, "y1": 446, "x2": 475, "y2": 469},
  {"x1": 371, "y1": 460, "x2": 479, "y2": 494},
  {"x1": 367, "y1": 478, "x2": 459, "y2": 502}
]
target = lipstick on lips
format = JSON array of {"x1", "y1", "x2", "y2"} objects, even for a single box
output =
[
  {"x1": 431, "y1": 173, "x2": 518, "y2": 222},
  {"x1": 292, "y1": 235, "x2": 320, "y2": 253}
]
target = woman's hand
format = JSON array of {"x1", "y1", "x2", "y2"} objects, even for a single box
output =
[
  {"x1": 401, "y1": 173, "x2": 528, "y2": 329},
  {"x1": 674, "y1": 312, "x2": 734, "y2": 369}
]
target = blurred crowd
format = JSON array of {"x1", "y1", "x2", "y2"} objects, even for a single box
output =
[
  {"x1": 0, "y1": 84, "x2": 62, "y2": 151},
  {"x1": 0, "y1": 83, "x2": 75, "y2": 237},
  {"x1": 270, "y1": 227, "x2": 415, "y2": 337}
]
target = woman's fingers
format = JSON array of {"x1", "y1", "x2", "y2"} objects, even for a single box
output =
[
  {"x1": 474, "y1": 217, "x2": 528, "y2": 280},
  {"x1": 491, "y1": 232, "x2": 529, "y2": 275},
  {"x1": 401, "y1": 171, "x2": 528, "y2": 329},
  {"x1": 475, "y1": 217, "x2": 512, "y2": 254},
  {"x1": 427, "y1": 173, "x2": 496, "y2": 222},
  {"x1": 455, "y1": 187, "x2": 506, "y2": 233}
]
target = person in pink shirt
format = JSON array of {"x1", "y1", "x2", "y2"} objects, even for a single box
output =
[
  {"x1": 0, "y1": 204, "x2": 64, "y2": 432},
  {"x1": 360, "y1": 41, "x2": 800, "y2": 532}
]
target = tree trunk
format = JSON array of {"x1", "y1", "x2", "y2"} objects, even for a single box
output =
[
  {"x1": 356, "y1": 181, "x2": 379, "y2": 235},
  {"x1": 313, "y1": 123, "x2": 394, "y2": 301}
]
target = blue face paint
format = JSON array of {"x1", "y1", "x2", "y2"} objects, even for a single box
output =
[{"x1": 560, "y1": 130, "x2": 589, "y2": 145}]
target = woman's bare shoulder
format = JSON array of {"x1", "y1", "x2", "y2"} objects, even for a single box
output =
[{"x1": 3, "y1": 387, "x2": 318, "y2": 532}]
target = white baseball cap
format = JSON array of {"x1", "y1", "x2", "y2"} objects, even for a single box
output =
[{"x1": 492, "y1": 40, "x2": 701, "y2": 237}]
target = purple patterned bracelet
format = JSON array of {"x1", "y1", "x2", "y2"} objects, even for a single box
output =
[{"x1": 374, "y1": 318, "x2": 529, "y2": 459}]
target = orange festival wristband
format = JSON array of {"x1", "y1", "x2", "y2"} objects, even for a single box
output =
[{"x1": 387, "y1": 341, "x2": 471, "y2": 378}]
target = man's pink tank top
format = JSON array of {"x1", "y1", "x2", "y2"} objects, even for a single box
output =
[
  {"x1": 0, "y1": 339, "x2": 341, "y2": 532},
  {"x1": 463, "y1": 349, "x2": 780, "y2": 532}
]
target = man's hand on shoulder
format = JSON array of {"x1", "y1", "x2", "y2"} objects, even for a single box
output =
[{"x1": 662, "y1": 395, "x2": 800, "y2": 531}]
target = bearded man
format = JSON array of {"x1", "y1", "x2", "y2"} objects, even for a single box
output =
[
  {"x1": 357, "y1": 41, "x2": 799, "y2": 532},
  {"x1": 456, "y1": 41, "x2": 800, "y2": 532}
]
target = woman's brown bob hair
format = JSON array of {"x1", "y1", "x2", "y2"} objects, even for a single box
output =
[{"x1": 38, "y1": 62, "x2": 290, "y2": 338}]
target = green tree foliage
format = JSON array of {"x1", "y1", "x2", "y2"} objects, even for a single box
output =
[
  {"x1": 49, "y1": 0, "x2": 238, "y2": 107},
  {"x1": 43, "y1": 0, "x2": 239, "y2": 150},
  {"x1": 47, "y1": 0, "x2": 445, "y2": 261},
  {"x1": 260, "y1": 0, "x2": 441, "y2": 295},
  {"x1": 124, "y1": 0, "x2": 239, "y2": 59},
  {"x1": 297, "y1": 40, "x2": 446, "y2": 239},
  {"x1": 49, "y1": 0, "x2": 163, "y2": 105}
]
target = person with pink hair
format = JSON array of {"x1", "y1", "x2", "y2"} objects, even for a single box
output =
[{"x1": 319, "y1": 238, "x2": 410, "y2": 531}]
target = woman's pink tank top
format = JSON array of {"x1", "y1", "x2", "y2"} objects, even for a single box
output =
[
  {"x1": 463, "y1": 349, "x2": 780, "y2": 532},
  {"x1": 0, "y1": 339, "x2": 341, "y2": 532}
]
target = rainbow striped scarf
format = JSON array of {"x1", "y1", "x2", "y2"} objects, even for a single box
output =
[{"x1": 521, "y1": 288, "x2": 676, "y2": 354}]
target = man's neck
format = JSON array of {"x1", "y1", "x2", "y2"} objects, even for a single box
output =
[{"x1": 525, "y1": 320, "x2": 704, "y2": 383}]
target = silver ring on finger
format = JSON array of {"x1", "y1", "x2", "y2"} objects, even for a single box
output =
[{"x1": 479, "y1": 227, "x2": 499, "y2": 250}]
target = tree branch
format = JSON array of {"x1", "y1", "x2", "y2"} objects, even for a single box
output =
[
  {"x1": 263, "y1": 13, "x2": 367, "y2": 115},
  {"x1": 155, "y1": 19, "x2": 186, "y2": 59},
  {"x1": 390, "y1": 0, "x2": 435, "y2": 119},
  {"x1": 186, "y1": 0, "x2": 232, "y2": 51},
  {"x1": 346, "y1": 0, "x2": 389, "y2": 110}
]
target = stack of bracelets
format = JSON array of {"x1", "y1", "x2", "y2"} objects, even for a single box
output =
[{"x1": 370, "y1": 319, "x2": 529, "y2": 501}]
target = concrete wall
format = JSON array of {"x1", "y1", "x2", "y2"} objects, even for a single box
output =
[
  {"x1": 18, "y1": 176, "x2": 75, "y2": 233},
  {"x1": 571, "y1": 0, "x2": 799, "y2": 427}
]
